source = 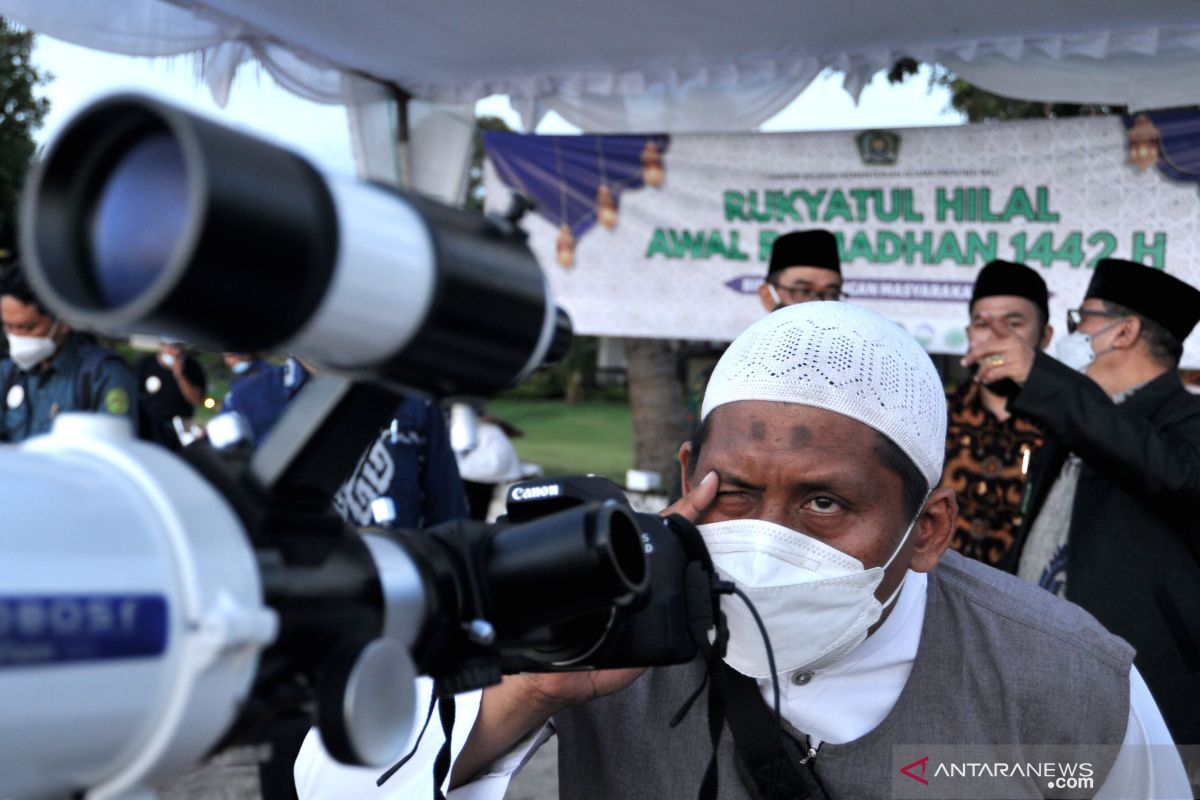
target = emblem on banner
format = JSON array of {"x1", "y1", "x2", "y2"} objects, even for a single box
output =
[{"x1": 857, "y1": 130, "x2": 900, "y2": 165}]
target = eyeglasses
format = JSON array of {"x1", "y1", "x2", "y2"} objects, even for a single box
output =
[
  {"x1": 1066, "y1": 308, "x2": 1124, "y2": 334},
  {"x1": 770, "y1": 282, "x2": 847, "y2": 302}
]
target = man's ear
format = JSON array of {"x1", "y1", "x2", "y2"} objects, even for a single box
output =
[
  {"x1": 908, "y1": 486, "x2": 957, "y2": 573},
  {"x1": 1113, "y1": 315, "x2": 1142, "y2": 350},
  {"x1": 678, "y1": 441, "x2": 695, "y2": 495},
  {"x1": 1038, "y1": 323, "x2": 1054, "y2": 350},
  {"x1": 52, "y1": 318, "x2": 71, "y2": 344},
  {"x1": 757, "y1": 282, "x2": 779, "y2": 312}
]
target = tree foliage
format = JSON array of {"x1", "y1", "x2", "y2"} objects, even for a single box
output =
[
  {"x1": 888, "y1": 58, "x2": 1125, "y2": 123},
  {"x1": 465, "y1": 114, "x2": 511, "y2": 212},
  {"x1": 0, "y1": 19, "x2": 49, "y2": 251}
]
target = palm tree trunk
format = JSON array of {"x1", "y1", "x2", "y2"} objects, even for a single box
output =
[{"x1": 623, "y1": 337, "x2": 686, "y2": 494}]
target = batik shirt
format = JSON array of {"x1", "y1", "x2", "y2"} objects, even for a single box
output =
[{"x1": 942, "y1": 381, "x2": 1044, "y2": 567}]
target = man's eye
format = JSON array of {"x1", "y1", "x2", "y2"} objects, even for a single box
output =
[{"x1": 804, "y1": 496, "x2": 843, "y2": 514}]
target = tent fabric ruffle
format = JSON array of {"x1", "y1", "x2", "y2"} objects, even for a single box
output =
[{"x1": 6, "y1": 0, "x2": 1200, "y2": 131}]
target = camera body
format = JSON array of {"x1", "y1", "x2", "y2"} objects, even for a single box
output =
[
  {"x1": 363, "y1": 475, "x2": 722, "y2": 702},
  {"x1": 498, "y1": 475, "x2": 722, "y2": 672}
]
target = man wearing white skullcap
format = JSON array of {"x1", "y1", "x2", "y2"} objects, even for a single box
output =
[{"x1": 301, "y1": 303, "x2": 1188, "y2": 800}]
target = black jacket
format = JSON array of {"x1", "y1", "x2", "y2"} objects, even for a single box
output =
[{"x1": 1006, "y1": 351, "x2": 1200, "y2": 745}]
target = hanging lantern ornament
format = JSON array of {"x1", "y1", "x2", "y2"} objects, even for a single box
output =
[
  {"x1": 596, "y1": 183, "x2": 618, "y2": 230},
  {"x1": 594, "y1": 137, "x2": 618, "y2": 230},
  {"x1": 553, "y1": 138, "x2": 575, "y2": 269},
  {"x1": 1127, "y1": 115, "x2": 1161, "y2": 171},
  {"x1": 641, "y1": 140, "x2": 665, "y2": 188},
  {"x1": 556, "y1": 223, "x2": 575, "y2": 269}
]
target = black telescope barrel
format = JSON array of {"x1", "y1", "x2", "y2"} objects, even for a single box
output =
[{"x1": 373, "y1": 190, "x2": 552, "y2": 397}]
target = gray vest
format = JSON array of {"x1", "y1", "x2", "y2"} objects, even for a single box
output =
[{"x1": 553, "y1": 551, "x2": 1133, "y2": 799}]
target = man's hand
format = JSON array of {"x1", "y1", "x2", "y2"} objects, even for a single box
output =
[
  {"x1": 169, "y1": 357, "x2": 205, "y2": 406},
  {"x1": 450, "y1": 663, "x2": 646, "y2": 788},
  {"x1": 962, "y1": 313, "x2": 1036, "y2": 387},
  {"x1": 662, "y1": 470, "x2": 718, "y2": 523}
]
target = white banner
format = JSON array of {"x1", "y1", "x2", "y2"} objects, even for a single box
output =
[{"x1": 485, "y1": 116, "x2": 1200, "y2": 367}]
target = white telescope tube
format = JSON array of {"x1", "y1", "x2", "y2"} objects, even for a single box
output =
[{"x1": 0, "y1": 414, "x2": 276, "y2": 800}]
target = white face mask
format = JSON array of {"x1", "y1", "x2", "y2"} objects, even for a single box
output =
[
  {"x1": 160, "y1": 353, "x2": 177, "y2": 368},
  {"x1": 1054, "y1": 332, "x2": 1098, "y2": 373},
  {"x1": 1054, "y1": 320, "x2": 1120, "y2": 373},
  {"x1": 698, "y1": 508, "x2": 922, "y2": 679},
  {"x1": 6, "y1": 320, "x2": 61, "y2": 371}
]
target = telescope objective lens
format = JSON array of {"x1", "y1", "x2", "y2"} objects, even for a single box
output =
[{"x1": 88, "y1": 133, "x2": 189, "y2": 309}]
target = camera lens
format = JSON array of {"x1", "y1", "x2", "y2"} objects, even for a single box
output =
[
  {"x1": 605, "y1": 509, "x2": 646, "y2": 589},
  {"x1": 88, "y1": 133, "x2": 190, "y2": 309}
]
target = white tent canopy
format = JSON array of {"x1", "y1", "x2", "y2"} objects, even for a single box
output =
[
  {"x1": 4, "y1": 1, "x2": 1200, "y2": 196},
  {"x1": 6, "y1": 1, "x2": 1200, "y2": 129}
]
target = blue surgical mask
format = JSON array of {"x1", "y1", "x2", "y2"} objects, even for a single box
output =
[{"x1": 232, "y1": 361, "x2": 251, "y2": 375}]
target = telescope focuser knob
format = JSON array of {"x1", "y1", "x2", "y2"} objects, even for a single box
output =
[{"x1": 464, "y1": 619, "x2": 496, "y2": 646}]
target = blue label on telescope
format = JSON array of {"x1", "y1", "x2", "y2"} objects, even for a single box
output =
[{"x1": 0, "y1": 594, "x2": 168, "y2": 667}]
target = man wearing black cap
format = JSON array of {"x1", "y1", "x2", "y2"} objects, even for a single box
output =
[
  {"x1": 686, "y1": 229, "x2": 845, "y2": 442},
  {"x1": 757, "y1": 229, "x2": 843, "y2": 311},
  {"x1": 944, "y1": 260, "x2": 1052, "y2": 567},
  {"x1": 965, "y1": 258, "x2": 1200, "y2": 756}
]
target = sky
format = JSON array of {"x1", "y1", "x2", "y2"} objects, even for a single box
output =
[{"x1": 31, "y1": 35, "x2": 964, "y2": 178}]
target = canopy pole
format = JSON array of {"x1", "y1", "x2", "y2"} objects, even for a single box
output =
[{"x1": 391, "y1": 84, "x2": 412, "y2": 189}]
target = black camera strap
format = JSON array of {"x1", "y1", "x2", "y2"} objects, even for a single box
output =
[
  {"x1": 722, "y1": 663, "x2": 828, "y2": 800},
  {"x1": 376, "y1": 691, "x2": 438, "y2": 786},
  {"x1": 373, "y1": 689, "x2": 456, "y2": 799},
  {"x1": 699, "y1": 645, "x2": 728, "y2": 800},
  {"x1": 431, "y1": 695, "x2": 457, "y2": 800}
]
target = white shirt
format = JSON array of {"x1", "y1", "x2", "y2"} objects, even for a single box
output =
[
  {"x1": 294, "y1": 572, "x2": 1191, "y2": 799},
  {"x1": 454, "y1": 422, "x2": 523, "y2": 484}
]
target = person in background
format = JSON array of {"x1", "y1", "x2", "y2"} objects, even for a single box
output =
[
  {"x1": 687, "y1": 229, "x2": 845, "y2": 436},
  {"x1": 222, "y1": 356, "x2": 310, "y2": 447},
  {"x1": 136, "y1": 339, "x2": 206, "y2": 450},
  {"x1": 223, "y1": 352, "x2": 272, "y2": 386},
  {"x1": 966, "y1": 257, "x2": 1200, "y2": 781},
  {"x1": 942, "y1": 260, "x2": 1052, "y2": 567},
  {"x1": 756, "y1": 228, "x2": 844, "y2": 311},
  {"x1": 453, "y1": 406, "x2": 525, "y2": 521},
  {"x1": 0, "y1": 262, "x2": 137, "y2": 442},
  {"x1": 333, "y1": 396, "x2": 468, "y2": 530},
  {"x1": 223, "y1": 361, "x2": 467, "y2": 533}
]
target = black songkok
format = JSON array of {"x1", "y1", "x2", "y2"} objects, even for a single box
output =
[
  {"x1": 767, "y1": 230, "x2": 841, "y2": 277},
  {"x1": 1086, "y1": 259, "x2": 1200, "y2": 343},
  {"x1": 970, "y1": 260, "x2": 1049, "y2": 323}
]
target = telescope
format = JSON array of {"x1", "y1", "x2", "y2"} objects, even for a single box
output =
[
  {"x1": 1, "y1": 95, "x2": 723, "y2": 800},
  {"x1": 18, "y1": 93, "x2": 570, "y2": 397}
]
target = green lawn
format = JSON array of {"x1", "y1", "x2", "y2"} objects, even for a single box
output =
[{"x1": 488, "y1": 399, "x2": 632, "y2": 483}]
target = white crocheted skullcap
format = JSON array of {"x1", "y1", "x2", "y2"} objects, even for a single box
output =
[{"x1": 701, "y1": 302, "x2": 946, "y2": 488}]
